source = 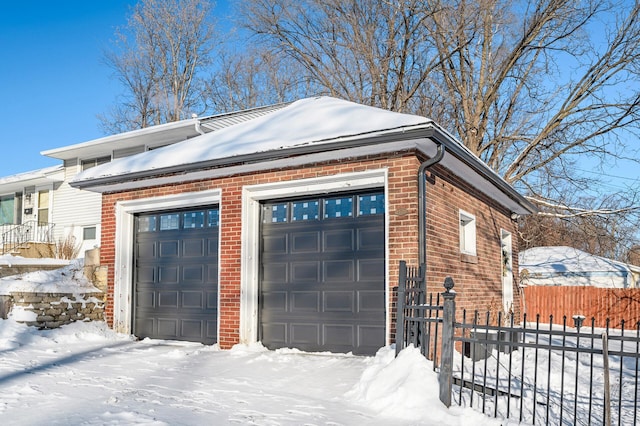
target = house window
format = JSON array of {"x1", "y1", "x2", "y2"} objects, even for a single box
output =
[
  {"x1": 83, "y1": 226, "x2": 97, "y2": 240},
  {"x1": 0, "y1": 195, "x2": 14, "y2": 225},
  {"x1": 459, "y1": 210, "x2": 477, "y2": 255},
  {"x1": 37, "y1": 190, "x2": 50, "y2": 226},
  {"x1": 81, "y1": 156, "x2": 111, "y2": 171}
]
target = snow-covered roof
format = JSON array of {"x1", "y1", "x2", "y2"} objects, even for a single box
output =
[
  {"x1": 519, "y1": 246, "x2": 632, "y2": 276},
  {"x1": 0, "y1": 165, "x2": 64, "y2": 193},
  {"x1": 73, "y1": 97, "x2": 429, "y2": 182},
  {"x1": 69, "y1": 96, "x2": 536, "y2": 214},
  {"x1": 41, "y1": 103, "x2": 289, "y2": 162}
]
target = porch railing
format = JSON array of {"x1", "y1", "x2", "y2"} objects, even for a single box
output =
[{"x1": 0, "y1": 221, "x2": 55, "y2": 255}]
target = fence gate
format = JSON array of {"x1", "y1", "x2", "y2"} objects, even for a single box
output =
[{"x1": 395, "y1": 261, "x2": 443, "y2": 365}]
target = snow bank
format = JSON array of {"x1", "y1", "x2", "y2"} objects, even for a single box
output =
[
  {"x1": 348, "y1": 346, "x2": 504, "y2": 425},
  {"x1": 0, "y1": 258, "x2": 100, "y2": 295}
]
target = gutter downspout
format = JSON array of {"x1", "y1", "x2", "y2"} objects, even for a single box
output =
[{"x1": 418, "y1": 142, "x2": 445, "y2": 270}]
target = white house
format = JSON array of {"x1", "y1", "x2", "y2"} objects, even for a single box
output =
[
  {"x1": 0, "y1": 104, "x2": 288, "y2": 256},
  {"x1": 519, "y1": 246, "x2": 640, "y2": 289}
]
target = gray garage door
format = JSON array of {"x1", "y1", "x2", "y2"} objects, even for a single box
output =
[
  {"x1": 133, "y1": 207, "x2": 219, "y2": 344},
  {"x1": 260, "y1": 191, "x2": 385, "y2": 355}
]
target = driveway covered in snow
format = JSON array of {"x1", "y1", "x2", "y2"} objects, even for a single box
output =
[{"x1": 0, "y1": 320, "x2": 499, "y2": 425}]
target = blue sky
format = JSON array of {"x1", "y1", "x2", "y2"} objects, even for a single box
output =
[
  {"x1": 0, "y1": 1, "x2": 636, "y2": 198},
  {"x1": 0, "y1": 1, "x2": 138, "y2": 176}
]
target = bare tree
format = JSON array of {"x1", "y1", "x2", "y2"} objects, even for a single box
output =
[
  {"x1": 240, "y1": 0, "x2": 447, "y2": 113},
  {"x1": 241, "y1": 0, "x2": 640, "y2": 257},
  {"x1": 203, "y1": 46, "x2": 318, "y2": 112},
  {"x1": 101, "y1": 0, "x2": 217, "y2": 132}
]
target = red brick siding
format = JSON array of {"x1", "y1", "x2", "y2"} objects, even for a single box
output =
[
  {"x1": 424, "y1": 165, "x2": 521, "y2": 321},
  {"x1": 99, "y1": 151, "x2": 519, "y2": 347}
]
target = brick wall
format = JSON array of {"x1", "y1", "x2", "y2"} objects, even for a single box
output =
[
  {"x1": 99, "y1": 151, "x2": 519, "y2": 347},
  {"x1": 424, "y1": 164, "x2": 521, "y2": 321}
]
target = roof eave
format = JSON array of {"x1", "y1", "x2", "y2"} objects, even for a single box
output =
[{"x1": 70, "y1": 125, "x2": 537, "y2": 215}]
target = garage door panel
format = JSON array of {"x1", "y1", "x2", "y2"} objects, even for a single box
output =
[
  {"x1": 183, "y1": 265, "x2": 204, "y2": 282},
  {"x1": 182, "y1": 291, "x2": 204, "y2": 309},
  {"x1": 136, "y1": 266, "x2": 156, "y2": 283},
  {"x1": 358, "y1": 259, "x2": 384, "y2": 281},
  {"x1": 323, "y1": 291, "x2": 354, "y2": 312},
  {"x1": 291, "y1": 231, "x2": 320, "y2": 253},
  {"x1": 137, "y1": 241, "x2": 156, "y2": 258},
  {"x1": 206, "y1": 292, "x2": 218, "y2": 309},
  {"x1": 136, "y1": 291, "x2": 156, "y2": 308},
  {"x1": 181, "y1": 320, "x2": 203, "y2": 338},
  {"x1": 262, "y1": 323, "x2": 287, "y2": 346},
  {"x1": 158, "y1": 318, "x2": 178, "y2": 336},
  {"x1": 324, "y1": 260, "x2": 354, "y2": 282},
  {"x1": 324, "y1": 229, "x2": 354, "y2": 251},
  {"x1": 207, "y1": 238, "x2": 218, "y2": 256},
  {"x1": 158, "y1": 266, "x2": 179, "y2": 284},
  {"x1": 136, "y1": 318, "x2": 155, "y2": 337},
  {"x1": 290, "y1": 323, "x2": 320, "y2": 345},
  {"x1": 263, "y1": 262, "x2": 288, "y2": 283},
  {"x1": 263, "y1": 234, "x2": 288, "y2": 254},
  {"x1": 207, "y1": 265, "x2": 219, "y2": 282},
  {"x1": 158, "y1": 291, "x2": 179, "y2": 308},
  {"x1": 358, "y1": 290, "x2": 385, "y2": 311},
  {"x1": 358, "y1": 227, "x2": 385, "y2": 251},
  {"x1": 291, "y1": 261, "x2": 319, "y2": 282},
  {"x1": 358, "y1": 325, "x2": 385, "y2": 347},
  {"x1": 291, "y1": 291, "x2": 320, "y2": 312},
  {"x1": 323, "y1": 324, "x2": 354, "y2": 346},
  {"x1": 159, "y1": 240, "x2": 180, "y2": 257},
  {"x1": 206, "y1": 321, "x2": 217, "y2": 340},
  {"x1": 262, "y1": 291, "x2": 288, "y2": 312},
  {"x1": 183, "y1": 239, "x2": 205, "y2": 257}
]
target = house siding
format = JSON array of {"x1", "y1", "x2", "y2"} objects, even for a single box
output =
[
  {"x1": 99, "y1": 151, "x2": 518, "y2": 348},
  {"x1": 51, "y1": 162, "x2": 102, "y2": 245}
]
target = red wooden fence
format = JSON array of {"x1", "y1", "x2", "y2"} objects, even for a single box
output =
[{"x1": 522, "y1": 286, "x2": 640, "y2": 329}]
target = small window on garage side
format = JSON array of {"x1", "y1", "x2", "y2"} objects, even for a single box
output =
[
  {"x1": 83, "y1": 226, "x2": 97, "y2": 240},
  {"x1": 459, "y1": 210, "x2": 477, "y2": 255}
]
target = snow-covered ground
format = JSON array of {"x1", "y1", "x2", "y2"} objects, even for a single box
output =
[
  {"x1": 4, "y1": 260, "x2": 634, "y2": 425},
  {"x1": 0, "y1": 261, "x2": 504, "y2": 425},
  {"x1": 0, "y1": 320, "x2": 504, "y2": 426}
]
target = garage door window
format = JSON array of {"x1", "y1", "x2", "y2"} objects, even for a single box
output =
[
  {"x1": 358, "y1": 194, "x2": 384, "y2": 216},
  {"x1": 263, "y1": 203, "x2": 288, "y2": 223},
  {"x1": 324, "y1": 196, "x2": 354, "y2": 218},
  {"x1": 207, "y1": 209, "x2": 219, "y2": 227},
  {"x1": 264, "y1": 193, "x2": 385, "y2": 223},
  {"x1": 292, "y1": 201, "x2": 319, "y2": 221},
  {"x1": 184, "y1": 211, "x2": 205, "y2": 229},
  {"x1": 137, "y1": 215, "x2": 157, "y2": 233}
]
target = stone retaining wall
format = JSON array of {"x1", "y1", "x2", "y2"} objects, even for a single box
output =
[{"x1": 8, "y1": 292, "x2": 104, "y2": 329}]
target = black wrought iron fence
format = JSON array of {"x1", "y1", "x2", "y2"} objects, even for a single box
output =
[
  {"x1": 395, "y1": 261, "x2": 640, "y2": 425},
  {"x1": 395, "y1": 261, "x2": 443, "y2": 365}
]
